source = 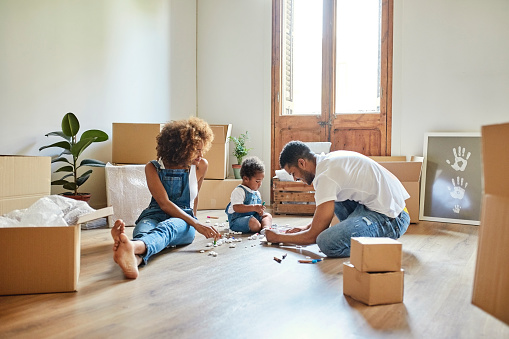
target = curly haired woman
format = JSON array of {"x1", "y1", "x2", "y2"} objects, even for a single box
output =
[{"x1": 111, "y1": 117, "x2": 220, "y2": 279}]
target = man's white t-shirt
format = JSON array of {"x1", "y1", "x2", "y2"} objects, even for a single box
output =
[
  {"x1": 227, "y1": 185, "x2": 262, "y2": 214},
  {"x1": 313, "y1": 151, "x2": 409, "y2": 218}
]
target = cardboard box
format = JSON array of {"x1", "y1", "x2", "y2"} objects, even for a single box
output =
[
  {"x1": 0, "y1": 206, "x2": 113, "y2": 296},
  {"x1": 350, "y1": 237, "x2": 402, "y2": 272},
  {"x1": 343, "y1": 262, "x2": 404, "y2": 306},
  {"x1": 205, "y1": 124, "x2": 232, "y2": 180},
  {"x1": 198, "y1": 179, "x2": 241, "y2": 210},
  {"x1": 370, "y1": 157, "x2": 423, "y2": 223},
  {"x1": 472, "y1": 122, "x2": 509, "y2": 325},
  {"x1": 112, "y1": 123, "x2": 164, "y2": 164},
  {"x1": 0, "y1": 156, "x2": 51, "y2": 215},
  {"x1": 105, "y1": 163, "x2": 151, "y2": 227}
]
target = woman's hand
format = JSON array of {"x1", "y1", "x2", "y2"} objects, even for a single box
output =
[{"x1": 194, "y1": 222, "x2": 220, "y2": 240}]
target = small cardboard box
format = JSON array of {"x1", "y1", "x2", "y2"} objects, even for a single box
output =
[
  {"x1": 343, "y1": 262, "x2": 404, "y2": 306},
  {"x1": 472, "y1": 122, "x2": 509, "y2": 325},
  {"x1": 350, "y1": 237, "x2": 402, "y2": 273},
  {"x1": 112, "y1": 123, "x2": 164, "y2": 164},
  {"x1": 370, "y1": 157, "x2": 423, "y2": 223},
  {"x1": 0, "y1": 156, "x2": 51, "y2": 215},
  {"x1": 205, "y1": 124, "x2": 232, "y2": 180},
  {"x1": 198, "y1": 179, "x2": 241, "y2": 210},
  {"x1": 0, "y1": 206, "x2": 113, "y2": 296}
]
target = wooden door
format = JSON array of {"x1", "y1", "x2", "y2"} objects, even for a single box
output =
[{"x1": 271, "y1": 0, "x2": 393, "y2": 178}]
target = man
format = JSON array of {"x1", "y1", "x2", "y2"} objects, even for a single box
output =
[{"x1": 265, "y1": 141, "x2": 410, "y2": 257}]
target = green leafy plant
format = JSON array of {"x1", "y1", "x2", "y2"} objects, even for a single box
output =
[
  {"x1": 39, "y1": 112, "x2": 108, "y2": 196},
  {"x1": 228, "y1": 131, "x2": 252, "y2": 165}
]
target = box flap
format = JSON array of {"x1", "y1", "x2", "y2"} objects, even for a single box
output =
[
  {"x1": 210, "y1": 124, "x2": 232, "y2": 143},
  {"x1": 370, "y1": 156, "x2": 407, "y2": 162},
  {"x1": 378, "y1": 161, "x2": 423, "y2": 182},
  {"x1": 481, "y1": 123, "x2": 509, "y2": 197},
  {"x1": 77, "y1": 206, "x2": 114, "y2": 224}
]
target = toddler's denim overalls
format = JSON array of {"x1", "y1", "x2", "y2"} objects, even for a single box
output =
[{"x1": 225, "y1": 185, "x2": 262, "y2": 233}]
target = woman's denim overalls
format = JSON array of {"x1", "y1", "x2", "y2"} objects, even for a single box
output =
[{"x1": 133, "y1": 160, "x2": 196, "y2": 264}]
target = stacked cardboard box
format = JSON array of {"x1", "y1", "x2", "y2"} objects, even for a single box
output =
[
  {"x1": 109, "y1": 123, "x2": 234, "y2": 221},
  {"x1": 472, "y1": 122, "x2": 509, "y2": 325},
  {"x1": 343, "y1": 237, "x2": 404, "y2": 306},
  {"x1": 0, "y1": 156, "x2": 51, "y2": 214}
]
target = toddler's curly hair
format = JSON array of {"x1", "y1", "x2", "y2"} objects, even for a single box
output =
[
  {"x1": 240, "y1": 156, "x2": 265, "y2": 179},
  {"x1": 156, "y1": 117, "x2": 214, "y2": 167}
]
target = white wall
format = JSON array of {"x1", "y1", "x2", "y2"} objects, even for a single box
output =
[
  {"x1": 1, "y1": 0, "x2": 508, "y2": 207},
  {"x1": 0, "y1": 0, "x2": 196, "y2": 208},
  {"x1": 197, "y1": 0, "x2": 272, "y2": 202},
  {"x1": 392, "y1": 0, "x2": 509, "y2": 156}
]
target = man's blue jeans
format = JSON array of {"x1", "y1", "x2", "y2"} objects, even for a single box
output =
[{"x1": 316, "y1": 200, "x2": 410, "y2": 257}]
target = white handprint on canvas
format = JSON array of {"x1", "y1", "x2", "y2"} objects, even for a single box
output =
[
  {"x1": 448, "y1": 176, "x2": 468, "y2": 199},
  {"x1": 453, "y1": 204, "x2": 461, "y2": 214},
  {"x1": 446, "y1": 146, "x2": 471, "y2": 171}
]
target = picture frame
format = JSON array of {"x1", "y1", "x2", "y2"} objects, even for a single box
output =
[{"x1": 419, "y1": 132, "x2": 482, "y2": 225}]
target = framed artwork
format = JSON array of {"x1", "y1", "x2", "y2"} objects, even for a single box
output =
[{"x1": 419, "y1": 133, "x2": 482, "y2": 225}]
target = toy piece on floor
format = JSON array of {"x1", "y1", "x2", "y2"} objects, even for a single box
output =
[
  {"x1": 274, "y1": 257, "x2": 282, "y2": 263},
  {"x1": 298, "y1": 259, "x2": 322, "y2": 264}
]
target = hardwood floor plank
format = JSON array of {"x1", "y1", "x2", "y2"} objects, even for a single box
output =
[{"x1": 0, "y1": 210, "x2": 508, "y2": 338}]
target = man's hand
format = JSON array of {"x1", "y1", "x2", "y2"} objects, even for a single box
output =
[{"x1": 264, "y1": 229, "x2": 279, "y2": 243}]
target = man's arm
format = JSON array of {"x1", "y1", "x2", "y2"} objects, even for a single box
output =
[{"x1": 265, "y1": 200, "x2": 335, "y2": 245}]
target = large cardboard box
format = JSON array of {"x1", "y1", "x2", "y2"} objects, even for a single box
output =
[
  {"x1": 112, "y1": 123, "x2": 164, "y2": 164},
  {"x1": 206, "y1": 124, "x2": 232, "y2": 180},
  {"x1": 0, "y1": 206, "x2": 113, "y2": 296},
  {"x1": 0, "y1": 156, "x2": 51, "y2": 215},
  {"x1": 198, "y1": 179, "x2": 241, "y2": 210},
  {"x1": 350, "y1": 237, "x2": 402, "y2": 273},
  {"x1": 343, "y1": 262, "x2": 404, "y2": 306},
  {"x1": 472, "y1": 122, "x2": 509, "y2": 325},
  {"x1": 370, "y1": 156, "x2": 423, "y2": 223}
]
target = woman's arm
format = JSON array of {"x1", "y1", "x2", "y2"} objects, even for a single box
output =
[
  {"x1": 193, "y1": 158, "x2": 209, "y2": 216},
  {"x1": 145, "y1": 162, "x2": 219, "y2": 239}
]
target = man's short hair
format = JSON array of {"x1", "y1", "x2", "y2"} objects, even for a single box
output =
[{"x1": 279, "y1": 141, "x2": 314, "y2": 169}]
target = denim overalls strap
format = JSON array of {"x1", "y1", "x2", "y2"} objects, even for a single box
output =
[{"x1": 136, "y1": 160, "x2": 193, "y2": 223}]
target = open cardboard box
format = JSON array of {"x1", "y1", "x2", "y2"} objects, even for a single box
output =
[
  {"x1": 370, "y1": 156, "x2": 423, "y2": 223},
  {"x1": 472, "y1": 122, "x2": 509, "y2": 325},
  {"x1": 0, "y1": 206, "x2": 113, "y2": 296},
  {"x1": 0, "y1": 156, "x2": 51, "y2": 215}
]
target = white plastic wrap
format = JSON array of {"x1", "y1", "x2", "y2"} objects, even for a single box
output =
[
  {"x1": 105, "y1": 163, "x2": 151, "y2": 227},
  {"x1": 0, "y1": 195, "x2": 95, "y2": 227}
]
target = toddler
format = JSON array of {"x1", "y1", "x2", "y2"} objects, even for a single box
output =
[{"x1": 225, "y1": 156, "x2": 272, "y2": 233}]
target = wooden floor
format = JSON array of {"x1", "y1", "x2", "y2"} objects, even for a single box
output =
[{"x1": 1, "y1": 209, "x2": 508, "y2": 339}]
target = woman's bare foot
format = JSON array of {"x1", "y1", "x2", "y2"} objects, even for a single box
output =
[
  {"x1": 113, "y1": 233, "x2": 140, "y2": 279},
  {"x1": 111, "y1": 219, "x2": 126, "y2": 251}
]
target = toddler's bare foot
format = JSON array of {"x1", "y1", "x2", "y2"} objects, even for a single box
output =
[
  {"x1": 111, "y1": 219, "x2": 126, "y2": 251},
  {"x1": 113, "y1": 233, "x2": 139, "y2": 279}
]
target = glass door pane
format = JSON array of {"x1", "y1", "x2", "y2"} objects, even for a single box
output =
[
  {"x1": 335, "y1": 0, "x2": 381, "y2": 114},
  {"x1": 282, "y1": 0, "x2": 323, "y2": 115}
]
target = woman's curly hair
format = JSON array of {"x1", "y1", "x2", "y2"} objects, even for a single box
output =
[{"x1": 156, "y1": 117, "x2": 214, "y2": 167}]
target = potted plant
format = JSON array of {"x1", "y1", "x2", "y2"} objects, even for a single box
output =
[
  {"x1": 39, "y1": 112, "x2": 109, "y2": 202},
  {"x1": 228, "y1": 131, "x2": 252, "y2": 179}
]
